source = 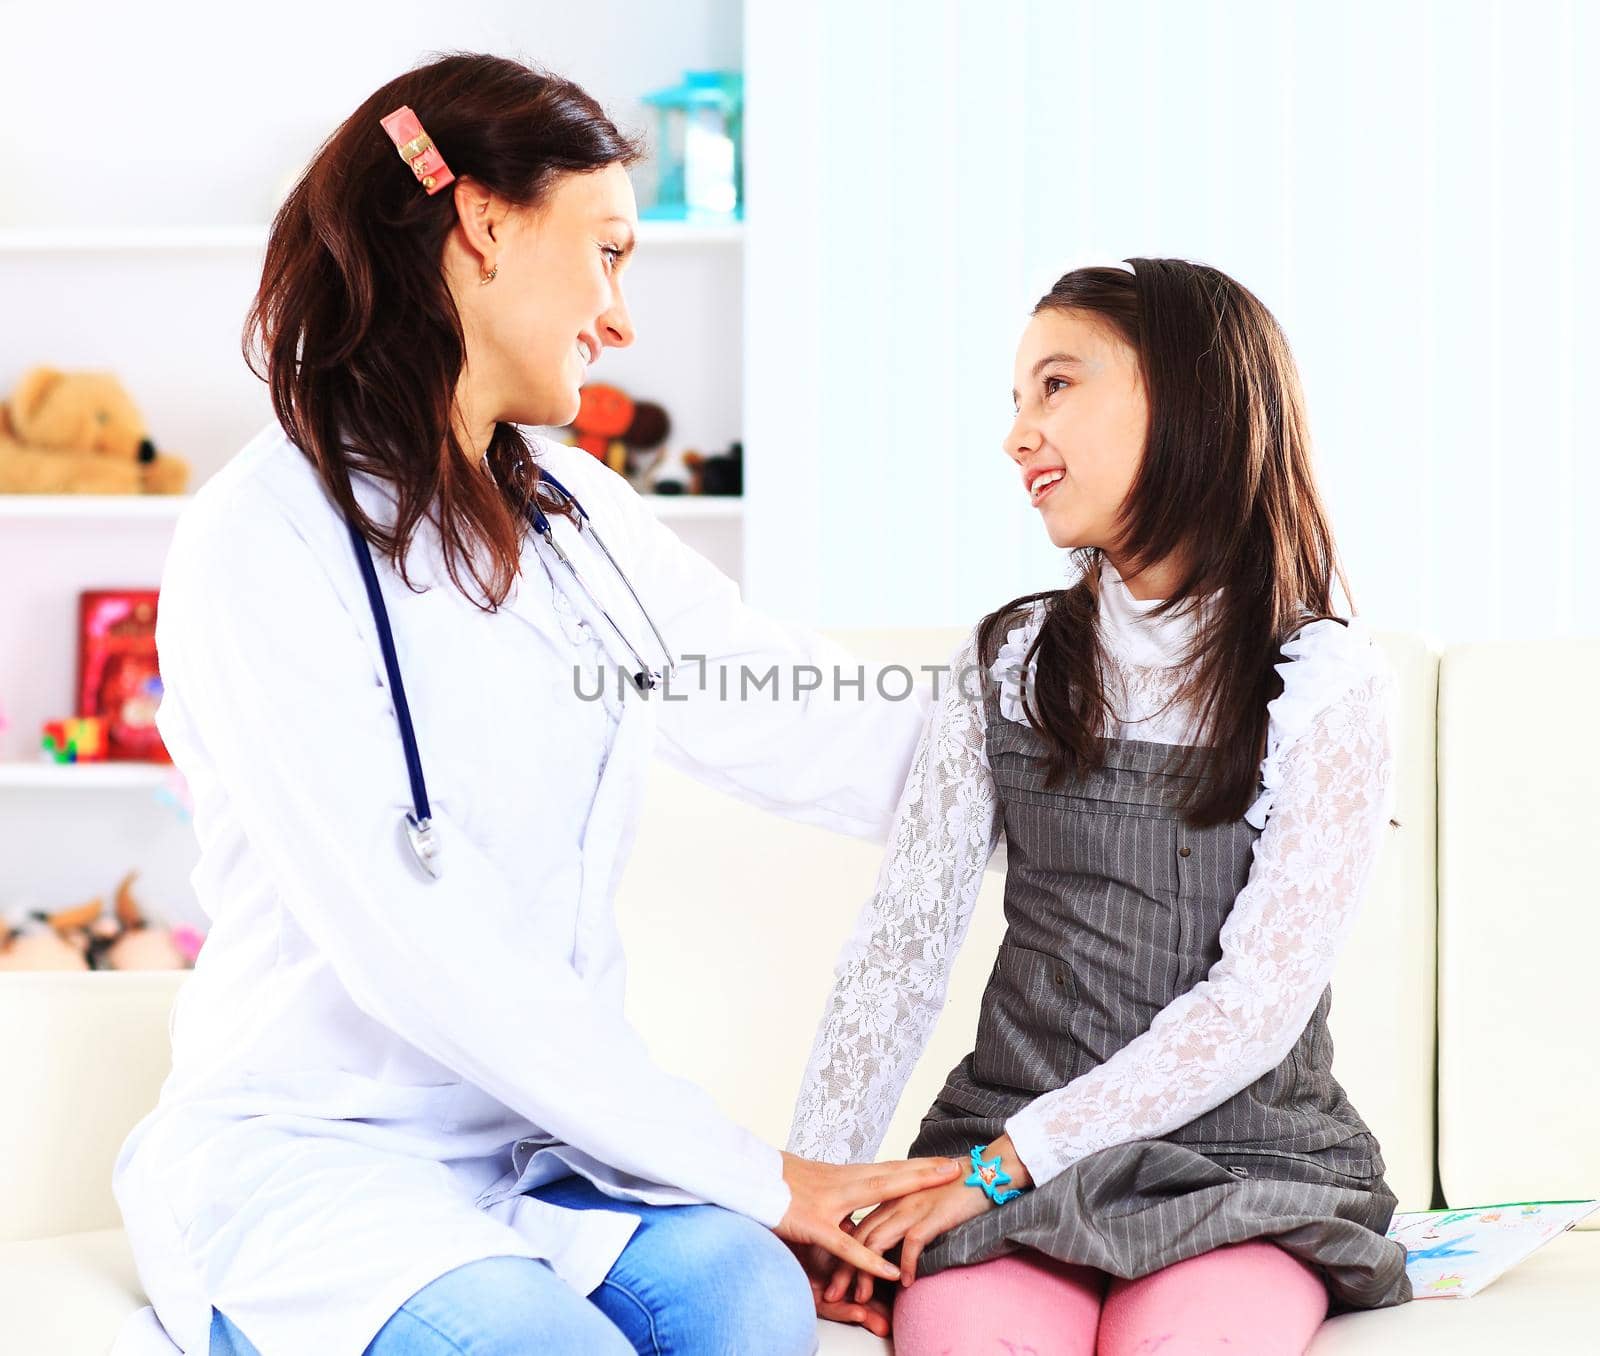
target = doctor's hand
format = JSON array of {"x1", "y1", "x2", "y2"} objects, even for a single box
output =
[
  {"x1": 788, "y1": 1217, "x2": 895, "y2": 1338},
  {"x1": 775, "y1": 1152, "x2": 964, "y2": 1284}
]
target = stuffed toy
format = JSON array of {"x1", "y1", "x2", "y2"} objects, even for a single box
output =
[
  {"x1": 651, "y1": 440, "x2": 743, "y2": 496},
  {"x1": 0, "y1": 870, "x2": 203, "y2": 971},
  {"x1": 562, "y1": 383, "x2": 671, "y2": 481},
  {"x1": 648, "y1": 443, "x2": 697, "y2": 495},
  {"x1": 693, "y1": 440, "x2": 743, "y2": 496},
  {"x1": 0, "y1": 366, "x2": 190, "y2": 495},
  {"x1": 0, "y1": 904, "x2": 90, "y2": 970},
  {"x1": 101, "y1": 870, "x2": 203, "y2": 970}
]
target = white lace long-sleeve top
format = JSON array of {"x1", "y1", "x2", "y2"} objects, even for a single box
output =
[{"x1": 786, "y1": 558, "x2": 1399, "y2": 1187}]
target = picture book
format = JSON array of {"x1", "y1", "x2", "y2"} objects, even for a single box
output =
[{"x1": 1388, "y1": 1199, "x2": 1599, "y2": 1298}]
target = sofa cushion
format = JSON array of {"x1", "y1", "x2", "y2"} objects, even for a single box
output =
[
  {"x1": 0, "y1": 972, "x2": 186, "y2": 1244},
  {"x1": 1320, "y1": 631, "x2": 1439, "y2": 1209},
  {"x1": 1436, "y1": 639, "x2": 1600, "y2": 1220},
  {"x1": 0, "y1": 1228, "x2": 147, "y2": 1356}
]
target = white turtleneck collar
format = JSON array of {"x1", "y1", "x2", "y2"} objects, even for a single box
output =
[
  {"x1": 985, "y1": 556, "x2": 1392, "y2": 829},
  {"x1": 1096, "y1": 557, "x2": 1222, "y2": 670}
]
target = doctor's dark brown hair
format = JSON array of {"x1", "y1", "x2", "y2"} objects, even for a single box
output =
[
  {"x1": 243, "y1": 52, "x2": 643, "y2": 609},
  {"x1": 977, "y1": 258, "x2": 1356, "y2": 829}
]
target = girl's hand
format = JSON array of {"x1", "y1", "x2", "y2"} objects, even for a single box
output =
[
  {"x1": 850, "y1": 1136, "x2": 1034, "y2": 1289},
  {"x1": 851, "y1": 1177, "x2": 992, "y2": 1290},
  {"x1": 776, "y1": 1152, "x2": 965, "y2": 1282}
]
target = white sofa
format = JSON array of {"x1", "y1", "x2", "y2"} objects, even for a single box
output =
[{"x1": 2, "y1": 627, "x2": 1596, "y2": 1354}]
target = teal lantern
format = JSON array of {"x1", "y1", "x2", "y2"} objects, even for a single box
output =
[{"x1": 641, "y1": 70, "x2": 744, "y2": 221}]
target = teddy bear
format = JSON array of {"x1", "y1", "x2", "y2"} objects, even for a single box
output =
[{"x1": 0, "y1": 366, "x2": 190, "y2": 495}]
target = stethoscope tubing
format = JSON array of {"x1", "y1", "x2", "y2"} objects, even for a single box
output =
[
  {"x1": 344, "y1": 465, "x2": 671, "y2": 880},
  {"x1": 346, "y1": 515, "x2": 433, "y2": 825}
]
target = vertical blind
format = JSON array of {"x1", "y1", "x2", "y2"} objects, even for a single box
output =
[{"x1": 745, "y1": 0, "x2": 1595, "y2": 642}]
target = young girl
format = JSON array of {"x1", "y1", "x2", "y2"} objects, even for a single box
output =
[{"x1": 787, "y1": 258, "x2": 1411, "y2": 1354}]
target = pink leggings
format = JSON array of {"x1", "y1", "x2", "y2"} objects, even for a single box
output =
[{"x1": 892, "y1": 1240, "x2": 1330, "y2": 1356}]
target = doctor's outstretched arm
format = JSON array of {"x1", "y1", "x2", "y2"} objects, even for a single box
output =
[{"x1": 569, "y1": 453, "x2": 934, "y2": 843}]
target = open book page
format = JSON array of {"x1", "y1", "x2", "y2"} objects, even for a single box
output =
[{"x1": 1387, "y1": 1200, "x2": 1600, "y2": 1298}]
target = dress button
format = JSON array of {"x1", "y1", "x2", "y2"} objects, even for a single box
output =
[{"x1": 1178, "y1": 846, "x2": 1192, "y2": 858}]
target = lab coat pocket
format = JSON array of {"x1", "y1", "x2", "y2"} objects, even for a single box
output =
[
  {"x1": 496, "y1": 1137, "x2": 705, "y2": 1211},
  {"x1": 241, "y1": 1066, "x2": 461, "y2": 1124},
  {"x1": 438, "y1": 1078, "x2": 518, "y2": 1138},
  {"x1": 470, "y1": 1130, "x2": 561, "y2": 1208},
  {"x1": 511, "y1": 1129, "x2": 562, "y2": 1178}
]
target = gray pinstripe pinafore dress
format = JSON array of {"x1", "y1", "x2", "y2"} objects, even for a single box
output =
[{"x1": 905, "y1": 671, "x2": 1412, "y2": 1314}]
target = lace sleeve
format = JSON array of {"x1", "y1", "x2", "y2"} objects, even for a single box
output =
[
  {"x1": 786, "y1": 627, "x2": 1004, "y2": 1163},
  {"x1": 1004, "y1": 666, "x2": 1399, "y2": 1186}
]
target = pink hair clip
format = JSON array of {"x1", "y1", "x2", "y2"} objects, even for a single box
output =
[{"x1": 379, "y1": 104, "x2": 456, "y2": 195}]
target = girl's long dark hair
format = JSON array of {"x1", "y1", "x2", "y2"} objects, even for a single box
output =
[
  {"x1": 243, "y1": 52, "x2": 643, "y2": 609},
  {"x1": 978, "y1": 258, "x2": 1354, "y2": 828}
]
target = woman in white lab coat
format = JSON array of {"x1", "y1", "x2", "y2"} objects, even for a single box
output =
[{"x1": 110, "y1": 53, "x2": 958, "y2": 1356}]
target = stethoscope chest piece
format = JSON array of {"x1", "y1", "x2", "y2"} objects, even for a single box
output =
[{"x1": 403, "y1": 812, "x2": 442, "y2": 880}]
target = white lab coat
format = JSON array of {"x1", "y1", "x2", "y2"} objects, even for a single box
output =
[{"x1": 109, "y1": 424, "x2": 930, "y2": 1356}]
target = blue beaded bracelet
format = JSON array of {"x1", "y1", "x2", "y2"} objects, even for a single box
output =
[{"x1": 966, "y1": 1144, "x2": 1025, "y2": 1205}]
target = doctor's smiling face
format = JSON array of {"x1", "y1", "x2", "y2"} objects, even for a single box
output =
[
  {"x1": 1004, "y1": 307, "x2": 1149, "y2": 559},
  {"x1": 446, "y1": 163, "x2": 638, "y2": 454}
]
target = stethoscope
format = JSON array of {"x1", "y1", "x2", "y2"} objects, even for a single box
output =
[{"x1": 344, "y1": 466, "x2": 676, "y2": 881}]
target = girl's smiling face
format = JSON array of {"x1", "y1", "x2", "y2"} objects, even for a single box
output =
[{"x1": 1004, "y1": 307, "x2": 1149, "y2": 553}]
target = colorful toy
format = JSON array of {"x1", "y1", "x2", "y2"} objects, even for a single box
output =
[
  {"x1": 0, "y1": 366, "x2": 190, "y2": 495},
  {"x1": 41, "y1": 715, "x2": 110, "y2": 763}
]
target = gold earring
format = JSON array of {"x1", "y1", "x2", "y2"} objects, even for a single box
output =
[{"x1": 479, "y1": 263, "x2": 498, "y2": 285}]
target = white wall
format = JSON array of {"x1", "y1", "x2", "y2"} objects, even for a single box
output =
[
  {"x1": 0, "y1": 0, "x2": 741, "y2": 228},
  {"x1": 744, "y1": 0, "x2": 1597, "y2": 640}
]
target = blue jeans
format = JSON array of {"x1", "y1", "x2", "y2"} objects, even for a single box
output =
[{"x1": 208, "y1": 1174, "x2": 817, "y2": 1355}]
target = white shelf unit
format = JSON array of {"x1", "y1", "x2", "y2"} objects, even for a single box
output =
[
  {"x1": 0, "y1": 763, "x2": 177, "y2": 790},
  {"x1": 1, "y1": 202, "x2": 747, "y2": 929},
  {"x1": 0, "y1": 495, "x2": 195, "y2": 521}
]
